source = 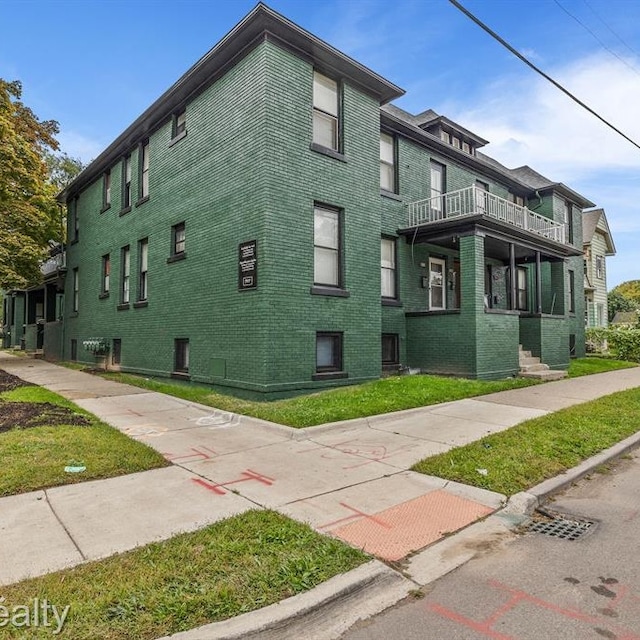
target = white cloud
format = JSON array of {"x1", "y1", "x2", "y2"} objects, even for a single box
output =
[{"x1": 448, "y1": 53, "x2": 640, "y2": 180}]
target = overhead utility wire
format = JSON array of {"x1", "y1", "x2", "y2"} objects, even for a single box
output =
[
  {"x1": 448, "y1": 0, "x2": 640, "y2": 152},
  {"x1": 584, "y1": 0, "x2": 640, "y2": 61},
  {"x1": 553, "y1": 0, "x2": 640, "y2": 77}
]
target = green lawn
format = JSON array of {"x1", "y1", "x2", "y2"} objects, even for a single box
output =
[
  {"x1": 96, "y1": 357, "x2": 635, "y2": 428},
  {"x1": 412, "y1": 386, "x2": 640, "y2": 496},
  {"x1": 0, "y1": 385, "x2": 168, "y2": 496},
  {"x1": 567, "y1": 356, "x2": 636, "y2": 377},
  {"x1": 0, "y1": 510, "x2": 368, "y2": 640},
  {"x1": 101, "y1": 372, "x2": 539, "y2": 427}
]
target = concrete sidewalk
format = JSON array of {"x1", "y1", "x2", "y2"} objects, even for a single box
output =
[{"x1": 1, "y1": 352, "x2": 640, "y2": 634}]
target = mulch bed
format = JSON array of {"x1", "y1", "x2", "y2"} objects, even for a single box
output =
[
  {"x1": 0, "y1": 402, "x2": 90, "y2": 433},
  {"x1": 0, "y1": 370, "x2": 34, "y2": 392},
  {"x1": 0, "y1": 369, "x2": 90, "y2": 433}
]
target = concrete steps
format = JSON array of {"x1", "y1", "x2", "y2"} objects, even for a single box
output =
[{"x1": 518, "y1": 345, "x2": 567, "y2": 381}]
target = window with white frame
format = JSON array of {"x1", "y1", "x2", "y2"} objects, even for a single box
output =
[
  {"x1": 139, "y1": 141, "x2": 149, "y2": 200},
  {"x1": 381, "y1": 237, "x2": 396, "y2": 298},
  {"x1": 103, "y1": 170, "x2": 111, "y2": 210},
  {"x1": 380, "y1": 132, "x2": 396, "y2": 192},
  {"x1": 121, "y1": 245, "x2": 130, "y2": 304},
  {"x1": 122, "y1": 154, "x2": 132, "y2": 210},
  {"x1": 138, "y1": 238, "x2": 149, "y2": 301},
  {"x1": 101, "y1": 254, "x2": 110, "y2": 295},
  {"x1": 172, "y1": 109, "x2": 186, "y2": 139},
  {"x1": 314, "y1": 205, "x2": 341, "y2": 287},
  {"x1": 596, "y1": 255, "x2": 604, "y2": 279},
  {"x1": 312, "y1": 71, "x2": 339, "y2": 151},
  {"x1": 430, "y1": 161, "x2": 445, "y2": 217},
  {"x1": 171, "y1": 222, "x2": 186, "y2": 257}
]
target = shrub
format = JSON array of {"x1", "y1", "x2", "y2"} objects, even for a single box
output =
[{"x1": 586, "y1": 327, "x2": 640, "y2": 362}]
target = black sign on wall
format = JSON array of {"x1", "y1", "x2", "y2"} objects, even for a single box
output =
[{"x1": 238, "y1": 240, "x2": 257, "y2": 290}]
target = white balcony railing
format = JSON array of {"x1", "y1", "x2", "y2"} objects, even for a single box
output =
[
  {"x1": 407, "y1": 186, "x2": 566, "y2": 244},
  {"x1": 41, "y1": 251, "x2": 66, "y2": 277}
]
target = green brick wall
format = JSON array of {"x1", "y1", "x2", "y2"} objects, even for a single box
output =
[
  {"x1": 61, "y1": 35, "x2": 586, "y2": 393},
  {"x1": 65, "y1": 44, "x2": 272, "y2": 391}
]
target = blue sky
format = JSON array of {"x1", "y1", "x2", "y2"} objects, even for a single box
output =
[{"x1": 2, "y1": 0, "x2": 639, "y2": 287}]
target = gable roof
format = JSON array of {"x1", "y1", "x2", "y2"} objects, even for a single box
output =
[
  {"x1": 583, "y1": 208, "x2": 616, "y2": 255},
  {"x1": 60, "y1": 2, "x2": 404, "y2": 203},
  {"x1": 611, "y1": 311, "x2": 638, "y2": 325}
]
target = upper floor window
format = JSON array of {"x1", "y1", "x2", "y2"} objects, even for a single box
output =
[
  {"x1": 71, "y1": 197, "x2": 79, "y2": 242},
  {"x1": 139, "y1": 141, "x2": 149, "y2": 201},
  {"x1": 313, "y1": 71, "x2": 339, "y2": 151},
  {"x1": 138, "y1": 238, "x2": 149, "y2": 302},
  {"x1": 564, "y1": 200, "x2": 573, "y2": 243},
  {"x1": 314, "y1": 205, "x2": 341, "y2": 287},
  {"x1": 380, "y1": 132, "x2": 396, "y2": 193},
  {"x1": 122, "y1": 154, "x2": 132, "y2": 211},
  {"x1": 568, "y1": 269, "x2": 575, "y2": 313},
  {"x1": 101, "y1": 254, "x2": 110, "y2": 295},
  {"x1": 172, "y1": 109, "x2": 186, "y2": 140},
  {"x1": 509, "y1": 192, "x2": 525, "y2": 207},
  {"x1": 102, "y1": 170, "x2": 111, "y2": 210},
  {"x1": 381, "y1": 237, "x2": 396, "y2": 299},
  {"x1": 430, "y1": 161, "x2": 445, "y2": 217},
  {"x1": 596, "y1": 255, "x2": 604, "y2": 279},
  {"x1": 172, "y1": 222, "x2": 186, "y2": 257}
]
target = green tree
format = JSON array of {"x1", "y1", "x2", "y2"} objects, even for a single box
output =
[
  {"x1": 44, "y1": 150, "x2": 85, "y2": 192},
  {"x1": 612, "y1": 280, "x2": 640, "y2": 307},
  {"x1": 0, "y1": 79, "x2": 61, "y2": 290},
  {"x1": 608, "y1": 289, "x2": 637, "y2": 323}
]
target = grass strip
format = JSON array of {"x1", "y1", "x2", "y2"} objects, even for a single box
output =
[
  {"x1": 411, "y1": 387, "x2": 640, "y2": 496},
  {"x1": 567, "y1": 356, "x2": 636, "y2": 377},
  {"x1": 0, "y1": 510, "x2": 368, "y2": 640},
  {"x1": 95, "y1": 357, "x2": 635, "y2": 428},
  {"x1": 100, "y1": 372, "x2": 537, "y2": 427},
  {"x1": 0, "y1": 385, "x2": 168, "y2": 497}
]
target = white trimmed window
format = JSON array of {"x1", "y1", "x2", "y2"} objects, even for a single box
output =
[
  {"x1": 139, "y1": 141, "x2": 149, "y2": 200},
  {"x1": 138, "y1": 238, "x2": 149, "y2": 302},
  {"x1": 314, "y1": 205, "x2": 340, "y2": 287},
  {"x1": 381, "y1": 237, "x2": 396, "y2": 298},
  {"x1": 121, "y1": 246, "x2": 130, "y2": 304},
  {"x1": 313, "y1": 71, "x2": 339, "y2": 150},
  {"x1": 380, "y1": 132, "x2": 395, "y2": 192}
]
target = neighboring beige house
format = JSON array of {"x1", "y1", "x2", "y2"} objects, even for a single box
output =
[{"x1": 583, "y1": 208, "x2": 616, "y2": 327}]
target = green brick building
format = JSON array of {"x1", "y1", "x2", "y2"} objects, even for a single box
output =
[{"x1": 3, "y1": 4, "x2": 595, "y2": 397}]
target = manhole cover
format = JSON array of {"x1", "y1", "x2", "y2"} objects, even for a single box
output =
[{"x1": 528, "y1": 516, "x2": 595, "y2": 541}]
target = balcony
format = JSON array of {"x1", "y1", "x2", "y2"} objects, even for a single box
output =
[{"x1": 407, "y1": 186, "x2": 566, "y2": 244}]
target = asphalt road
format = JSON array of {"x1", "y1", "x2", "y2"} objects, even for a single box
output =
[{"x1": 342, "y1": 449, "x2": 640, "y2": 640}]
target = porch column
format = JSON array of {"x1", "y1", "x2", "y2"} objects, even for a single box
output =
[
  {"x1": 535, "y1": 251, "x2": 542, "y2": 314},
  {"x1": 509, "y1": 243, "x2": 516, "y2": 311},
  {"x1": 459, "y1": 233, "x2": 485, "y2": 315}
]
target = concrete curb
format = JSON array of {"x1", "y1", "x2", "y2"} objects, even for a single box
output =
[
  {"x1": 505, "y1": 430, "x2": 640, "y2": 515},
  {"x1": 158, "y1": 560, "x2": 413, "y2": 640}
]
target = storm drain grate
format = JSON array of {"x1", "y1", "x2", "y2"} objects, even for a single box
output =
[{"x1": 528, "y1": 517, "x2": 595, "y2": 541}]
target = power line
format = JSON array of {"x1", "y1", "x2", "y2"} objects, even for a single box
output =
[
  {"x1": 448, "y1": 0, "x2": 640, "y2": 152},
  {"x1": 583, "y1": 0, "x2": 640, "y2": 61},
  {"x1": 553, "y1": 0, "x2": 640, "y2": 77}
]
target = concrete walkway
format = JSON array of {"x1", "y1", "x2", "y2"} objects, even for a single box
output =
[{"x1": 2, "y1": 352, "x2": 640, "y2": 592}]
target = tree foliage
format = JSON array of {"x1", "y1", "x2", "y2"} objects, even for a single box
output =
[
  {"x1": 0, "y1": 79, "x2": 61, "y2": 290},
  {"x1": 608, "y1": 289, "x2": 638, "y2": 322},
  {"x1": 44, "y1": 150, "x2": 85, "y2": 192},
  {"x1": 611, "y1": 280, "x2": 640, "y2": 307}
]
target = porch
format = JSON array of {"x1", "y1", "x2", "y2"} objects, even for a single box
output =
[{"x1": 400, "y1": 200, "x2": 580, "y2": 379}]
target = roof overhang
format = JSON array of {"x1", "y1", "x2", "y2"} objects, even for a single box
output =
[{"x1": 59, "y1": 3, "x2": 404, "y2": 203}]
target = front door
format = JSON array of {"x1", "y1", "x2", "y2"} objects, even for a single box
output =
[{"x1": 429, "y1": 257, "x2": 446, "y2": 310}]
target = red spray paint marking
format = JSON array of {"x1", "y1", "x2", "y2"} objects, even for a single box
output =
[
  {"x1": 164, "y1": 445, "x2": 218, "y2": 463},
  {"x1": 191, "y1": 469, "x2": 275, "y2": 495},
  {"x1": 427, "y1": 579, "x2": 640, "y2": 640},
  {"x1": 318, "y1": 501, "x2": 393, "y2": 531}
]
